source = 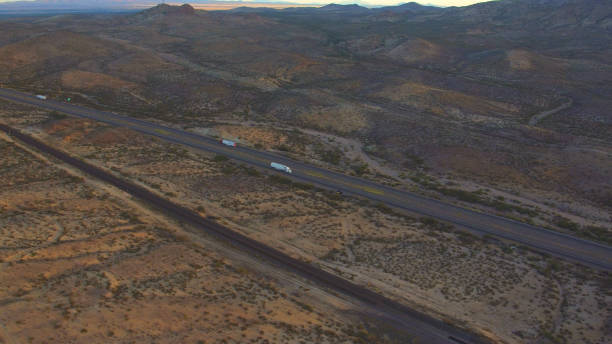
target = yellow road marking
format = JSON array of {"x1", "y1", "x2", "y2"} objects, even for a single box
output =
[
  {"x1": 360, "y1": 185, "x2": 385, "y2": 195},
  {"x1": 305, "y1": 170, "x2": 324, "y2": 178},
  {"x1": 305, "y1": 170, "x2": 384, "y2": 195}
]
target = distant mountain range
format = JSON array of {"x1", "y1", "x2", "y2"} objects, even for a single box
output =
[
  {"x1": 0, "y1": 1, "x2": 441, "y2": 13},
  {"x1": 3, "y1": 0, "x2": 293, "y2": 10}
]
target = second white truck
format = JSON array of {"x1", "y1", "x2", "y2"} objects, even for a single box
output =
[
  {"x1": 270, "y1": 162, "x2": 292, "y2": 173},
  {"x1": 220, "y1": 139, "x2": 236, "y2": 147}
]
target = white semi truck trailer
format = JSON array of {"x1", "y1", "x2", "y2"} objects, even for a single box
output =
[
  {"x1": 270, "y1": 162, "x2": 292, "y2": 173},
  {"x1": 220, "y1": 139, "x2": 236, "y2": 147},
  {"x1": 35, "y1": 95, "x2": 47, "y2": 100}
]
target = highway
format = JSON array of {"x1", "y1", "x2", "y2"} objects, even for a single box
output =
[{"x1": 1, "y1": 87, "x2": 611, "y2": 271}]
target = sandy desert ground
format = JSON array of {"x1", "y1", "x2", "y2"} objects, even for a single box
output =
[
  {"x1": 1, "y1": 101, "x2": 609, "y2": 344},
  {"x1": 0, "y1": 107, "x2": 410, "y2": 344}
]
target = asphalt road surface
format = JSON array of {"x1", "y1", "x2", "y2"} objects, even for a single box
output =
[{"x1": 1, "y1": 88, "x2": 610, "y2": 271}]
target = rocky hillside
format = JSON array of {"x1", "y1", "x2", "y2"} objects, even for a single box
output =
[{"x1": 0, "y1": 0, "x2": 610, "y2": 211}]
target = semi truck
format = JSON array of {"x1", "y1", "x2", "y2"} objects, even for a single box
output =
[
  {"x1": 220, "y1": 139, "x2": 236, "y2": 147},
  {"x1": 35, "y1": 95, "x2": 47, "y2": 100},
  {"x1": 270, "y1": 162, "x2": 292, "y2": 174}
]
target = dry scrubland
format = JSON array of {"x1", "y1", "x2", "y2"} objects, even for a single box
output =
[
  {"x1": 0, "y1": 112, "x2": 409, "y2": 343},
  {"x1": 1, "y1": 104, "x2": 609, "y2": 344},
  {"x1": 206, "y1": 117, "x2": 611, "y2": 247},
  {"x1": 0, "y1": 2, "x2": 610, "y2": 245},
  {"x1": 0, "y1": 2, "x2": 611, "y2": 343}
]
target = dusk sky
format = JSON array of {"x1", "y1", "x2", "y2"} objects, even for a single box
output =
[
  {"x1": 0, "y1": 0, "x2": 491, "y2": 7},
  {"x1": 270, "y1": 0, "x2": 488, "y2": 5},
  {"x1": 218, "y1": 0, "x2": 490, "y2": 6}
]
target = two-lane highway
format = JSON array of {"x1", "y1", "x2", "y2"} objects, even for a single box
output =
[{"x1": 1, "y1": 87, "x2": 610, "y2": 271}]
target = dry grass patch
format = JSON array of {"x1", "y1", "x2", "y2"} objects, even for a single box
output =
[
  {"x1": 61, "y1": 70, "x2": 137, "y2": 91},
  {"x1": 299, "y1": 104, "x2": 369, "y2": 134}
]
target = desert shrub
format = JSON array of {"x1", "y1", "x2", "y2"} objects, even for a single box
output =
[
  {"x1": 420, "y1": 216, "x2": 454, "y2": 232},
  {"x1": 374, "y1": 202, "x2": 393, "y2": 215},
  {"x1": 221, "y1": 165, "x2": 236, "y2": 175},
  {"x1": 554, "y1": 216, "x2": 580, "y2": 231},
  {"x1": 581, "y1": 225, "x2": 611, "y2": 244},
  {"x1": 275, "y1": 144, "x2": 291, "y2": 152},
  {"x1": 352, "y1": 163, "x2": 369, "y2": 176},
  {"x1": 404, "y1": 152, "x2": 424, "y2": 167},
  {"x1": 268, "y1": 174, "x2": 292, "y2": 185},
  {"x1": 294, "y1": 300, "x2": 314, "y2": 312},
  {"x1": 241, "y1": 165, "x2": 260, "y2": 177},
  {"x1": 213, "y1": 154, "x2": 229, "y2": 162},
  {"x1": 420, "y1": 217, "x2": 439, "y2": 227},
  {"x1": 420, "y1": 183, "x2": 538, "y2": 217},
  {"x1": 293, "y1": 182, "x2": 314, "y2": 190},
  {"x1": 456, "y1": 231, "x2": 478, "y2": 245},
  {"x1": 49, "y1": 111, "x2": 67, "y2": 120},
  {"x1": 319, "y1": 149, "x2": 342, "y2": 165},
  {"x1": 437, "y1": 187, "x2": 483, "y2": 203}
]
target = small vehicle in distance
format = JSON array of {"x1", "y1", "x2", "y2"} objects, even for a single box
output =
[
  {"x1": 220, "y1": 139, "x2": 236, "y2": 147},
  {"x1": 36, "y1": 95, "x2": 47, "y2": 100},
  {"x1": 270, "y1": 162, "x2": 292, "y2": 173}
]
